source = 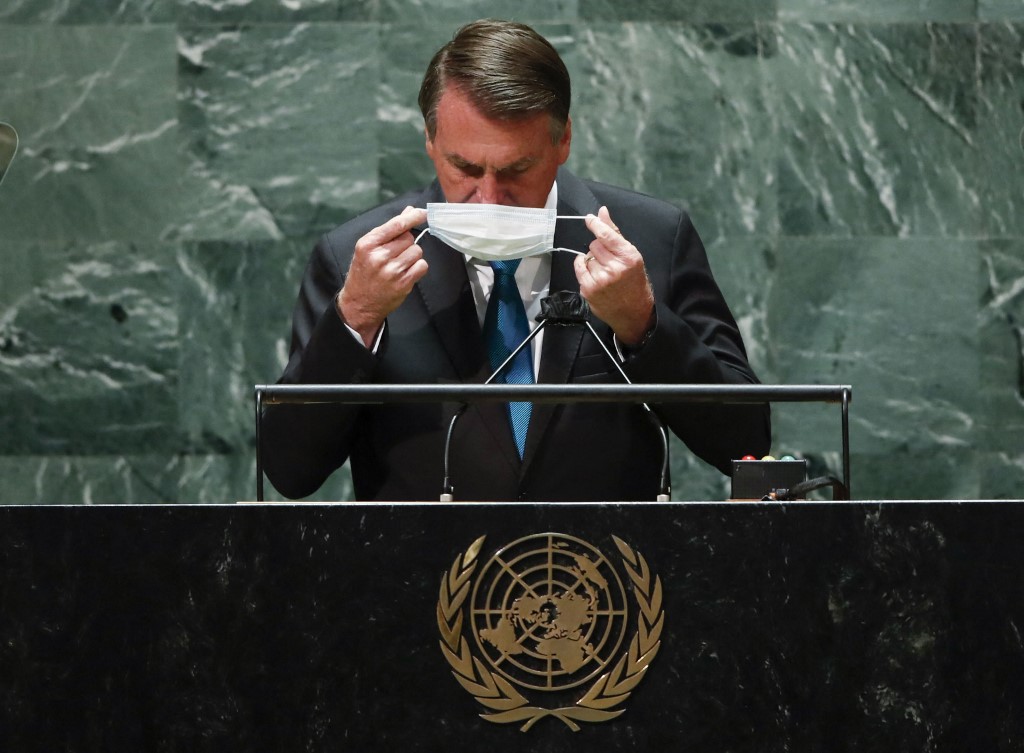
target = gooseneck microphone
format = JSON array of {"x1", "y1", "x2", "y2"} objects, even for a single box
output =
[
  {"x1": 440, "y1": 291, "x2": 672, "y2": 502},
  {"x1": 0, "y1": 123, "x2": 18, "y2": 189}
]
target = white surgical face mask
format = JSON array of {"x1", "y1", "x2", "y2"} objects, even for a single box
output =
[{"x1": 420, "y1": 203, "x2": 586, "y2": 261}]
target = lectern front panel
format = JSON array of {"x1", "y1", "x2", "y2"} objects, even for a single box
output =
[{"x1": 1, "y1": 501, "x2": 1022, "y2": 752}]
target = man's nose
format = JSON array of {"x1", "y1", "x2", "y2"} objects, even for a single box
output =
[{"x1": 476, "y1": 172, "x2": 501, "y2": 204}]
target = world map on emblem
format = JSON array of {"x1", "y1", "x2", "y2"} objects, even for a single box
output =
[{"x1": 470, "y1": 534, "x2": 629, "y2": 692}]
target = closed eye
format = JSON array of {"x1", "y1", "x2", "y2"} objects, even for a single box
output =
[
  {"x1": 448, "y1": 157, "x2": 483, "y2": 178},
  {"x1": 496, "y1": 161, "x2": 535, "y2": 179},
  {"x1": 446, "y1": 155, "x2": 537, "y2": 180}
]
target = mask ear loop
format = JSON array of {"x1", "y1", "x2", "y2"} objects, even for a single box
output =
[{"x1": 552, "y1": 214, "x2": 591, "y2": 256}]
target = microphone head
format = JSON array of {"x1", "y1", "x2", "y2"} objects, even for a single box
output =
[
  {"x1": 537, "y1": 290, "x2": 589, "y2": 325},
  {"x1": 0, "y1": 122, "x2": 18, "y2": 188}
]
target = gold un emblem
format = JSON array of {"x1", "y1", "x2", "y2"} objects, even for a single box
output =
[{"x1": 437, "y1": 533, "x2": 664, "y2": 731}]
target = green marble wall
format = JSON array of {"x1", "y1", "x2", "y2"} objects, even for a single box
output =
[{"x1": 1, "y1": 1, "x2": 1022, "y2": 503}]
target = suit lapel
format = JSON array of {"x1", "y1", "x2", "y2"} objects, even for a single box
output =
[
  {"x1": 415, "y1": 233, "x2": 485, "y2": 380},
  {"x1": 412, "y1": 182, "x2": 484, "y2": 381}
]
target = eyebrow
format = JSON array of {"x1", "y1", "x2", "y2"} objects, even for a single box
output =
[{"x1": 446, "y1": 152, "x2": 539, "y2": 174}]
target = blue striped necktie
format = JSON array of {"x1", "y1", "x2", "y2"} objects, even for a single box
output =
[{"x1": 483, "y1": 259, "x2": 534, "y2": 458}]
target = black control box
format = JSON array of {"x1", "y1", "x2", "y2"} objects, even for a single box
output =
[{"x1": 731, "y1": 458, "x2": 809, "y2": 500}]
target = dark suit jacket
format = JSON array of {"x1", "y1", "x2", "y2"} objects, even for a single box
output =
[{"x1": 262, "y1": 168, "x2": 770, "y2": 501}]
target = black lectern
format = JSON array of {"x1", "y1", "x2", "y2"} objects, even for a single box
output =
[{"x1": 2, "y1": 500, "x2": 1024, "y2": 752}]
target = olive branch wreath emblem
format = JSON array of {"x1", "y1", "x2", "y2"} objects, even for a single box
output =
[{"x1": 436, "y1": 534, "x2": 664, "y2": 732}]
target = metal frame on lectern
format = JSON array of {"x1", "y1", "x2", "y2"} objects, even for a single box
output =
[{"x1": 253, "y1": 384, "x2": 852, "y2": 502}]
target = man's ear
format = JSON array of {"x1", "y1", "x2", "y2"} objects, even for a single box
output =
[{"x1": 558, "y1": 117, "x2": 572, "y2": 164}]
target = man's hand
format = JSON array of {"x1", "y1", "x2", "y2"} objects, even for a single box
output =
[
  {"x1": 574, "y1": 206, "x2": 656, "y2": 346},
  {"x1": 337, "y1": 206, "x2": 429, "y2": 348}
]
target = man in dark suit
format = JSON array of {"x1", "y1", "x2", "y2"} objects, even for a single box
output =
[{"x1": 262, "y1": 19, "x2": 770, "y2": 501}]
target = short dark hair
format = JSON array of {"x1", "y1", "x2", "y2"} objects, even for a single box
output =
[{"x1": 418, "y1": 19, "x2": 571, "y2": 143}]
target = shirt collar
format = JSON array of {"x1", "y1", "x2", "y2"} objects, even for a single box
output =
[{"x1": 544, "y1": 180, "x2": 558, "y2": 211}]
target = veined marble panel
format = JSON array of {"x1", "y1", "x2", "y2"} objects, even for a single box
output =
[
  {"x1": 778, "y1": 0, "x2": 976, "y2": 22},
  {"x1": 175, "y1": 23, "x2": 380, "y2": 242},
  {"x1": 376, "y1": 23, "x2": 461, "y2": 201},
  {"x1": 773, "y1": 23, "x2": 981, "y2": 237},
  {"x1": 0, "y1": 453, "x2": 354, "y2": 503},
  {"x1": 0, "y1": 0, "x2": 176, "y2": 23},
  {"x1": 176, "y1": 239, "x2": 307, "y2": 455},
  {"x1": 579, "y1": 0, "x2": 778, "y2": 22},
  {"x1": 766, "y1": 238, "x2": 979, "y2": 463},
  {"x1": 979, "y1": 452, "x2": 1024, "y2": 499},
  {"x1": 850, "y1": 448, "x2": 980, "y2": 499},
  {"x1": 980, "y1": 0, "x2": 1024, "y2": 20},
  {"x1": 0, "y1": 241, "x2": 180, "y2": 455},
  {"x1": 183, "y1": 452, "x2": 354, "y2": 502},
  {"x1": 0, "y1": 25, "x2": 180, "y2": 243},
  {"x1": 376, "y1": 0, "x2": 578, "y2": 24},
  {"x1": 177, "y1": 0, "x2": 361, "y2": 23},
  {"x1": 980, "y1": 239, "x2": 1024, "y2": 453},
  {"x1": 704, "y1": 235, "x2": 776, "y2": 377},
  {"x1": 0, "y1": 455, "x2": 182, "y2": 504},
  {"x1": 977, "y1": 22, "x2": 1024, "y2": 236},
  {"x1": 571, "y1": 23, "x2": 776, "y2": 241}
]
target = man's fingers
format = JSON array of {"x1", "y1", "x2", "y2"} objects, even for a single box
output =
[
  {"x1": 598, "y1": 205, "x2": 620, "y2": 233},
  {"x1": 374, "y1": 233, "x2": 420, "y2": 262},
  {"x1": 584, "y1": 206, "x2": 633, "y2": 262},
  {"x1": 363, "y1": 206, "x2": 427, "y2": 248},
  {"x1": 387, "y1": 240, "x2": 426, "y2": 280},
  {"x1": 402, "y1": 257, "x2": 430, "y2": 286},
  {"x1": 573, "y1": 252, "x2": 595, "y2": 281}
]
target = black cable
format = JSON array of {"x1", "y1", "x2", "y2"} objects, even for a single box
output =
[{"x1": 764, "y1": 475, "x2": 849, "y2": 502}]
